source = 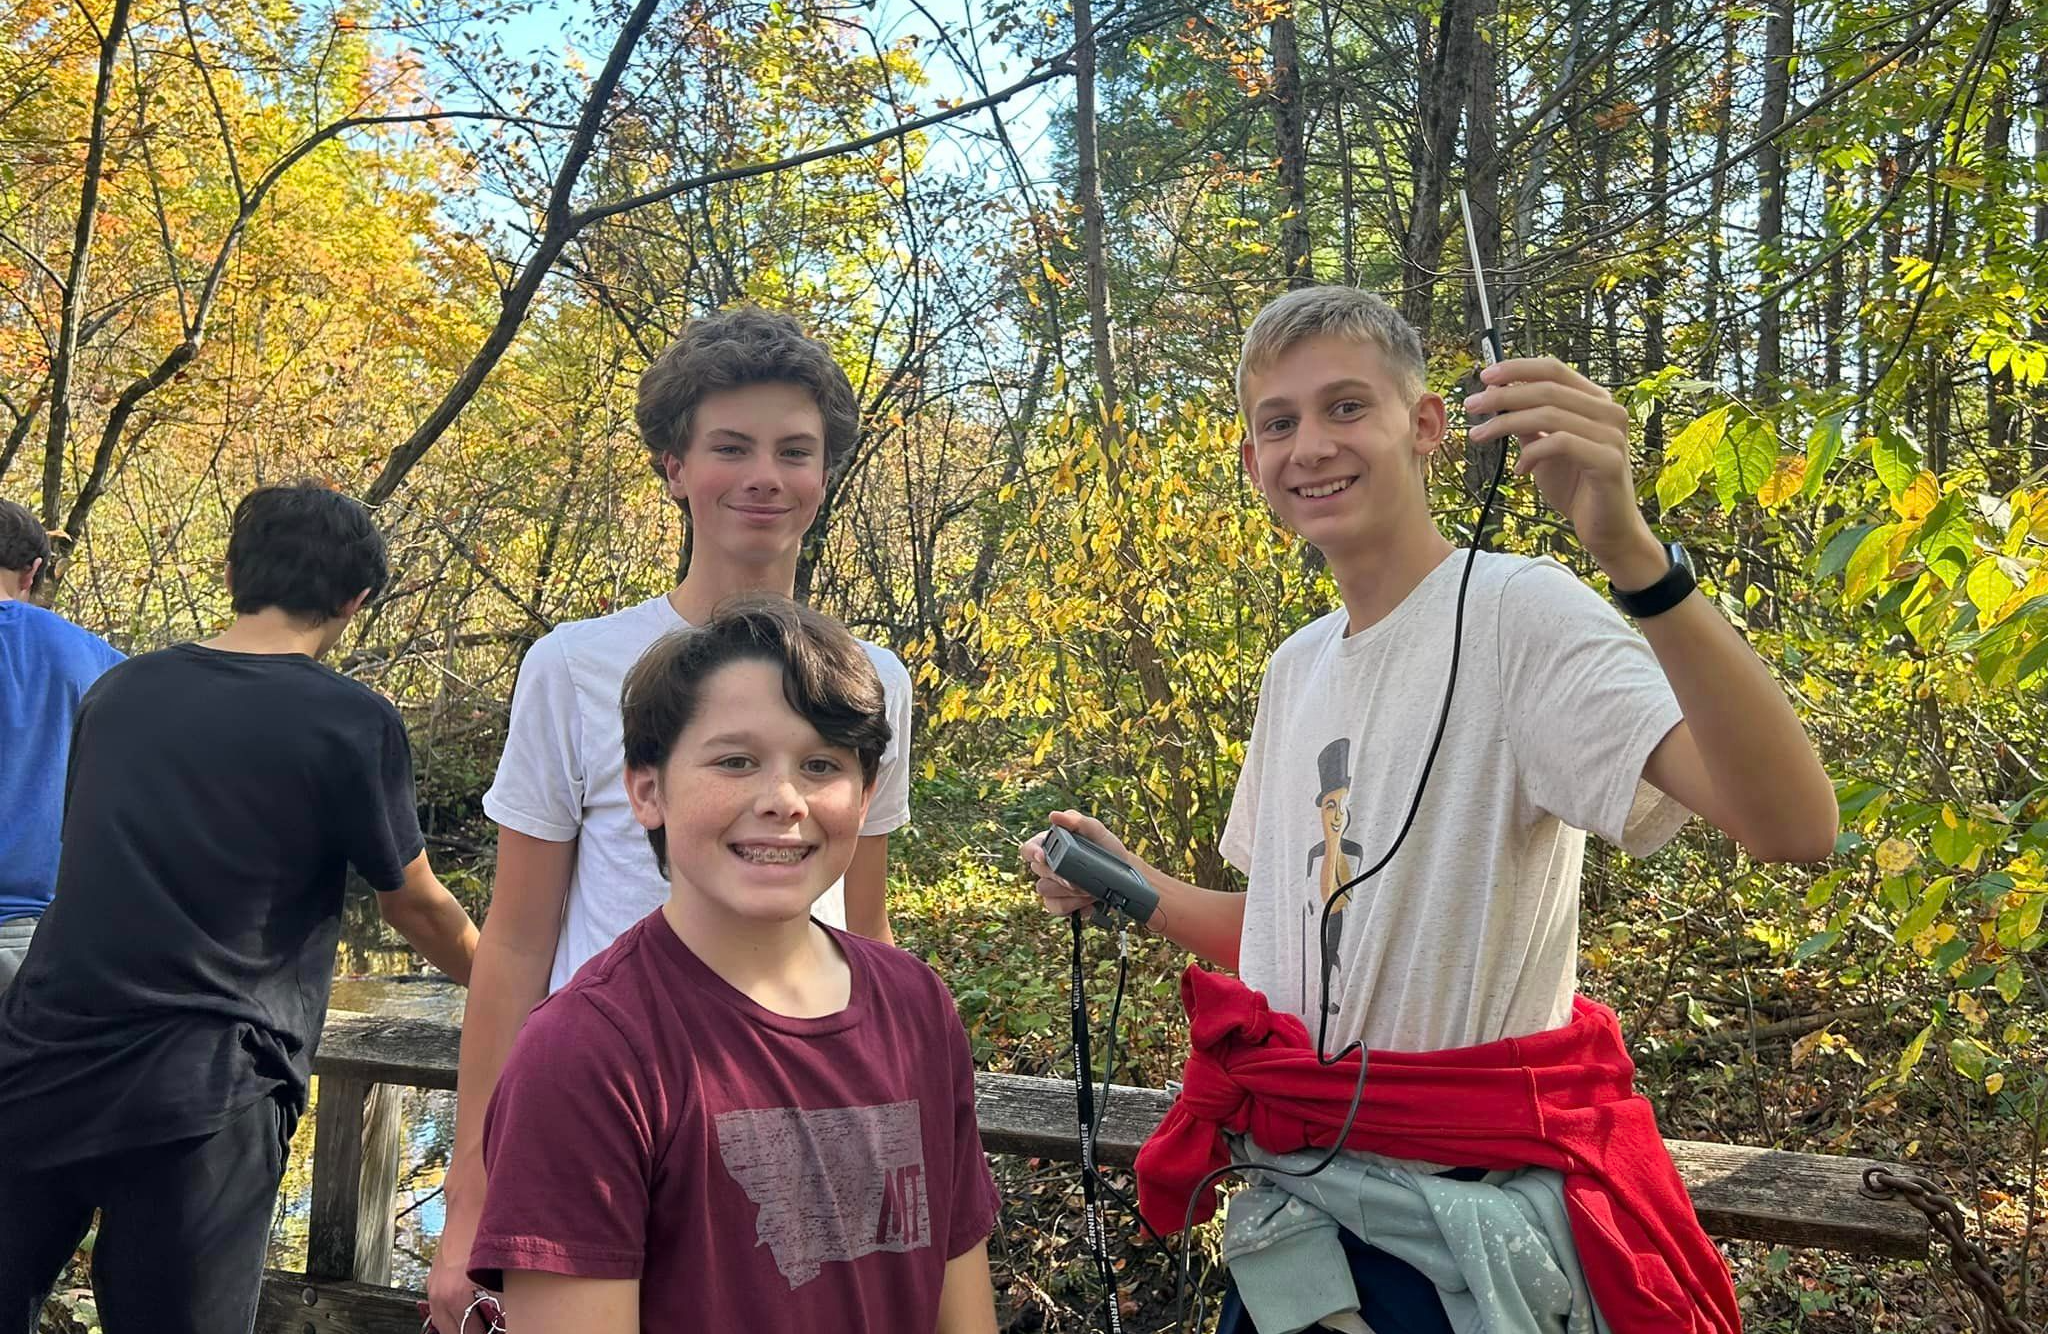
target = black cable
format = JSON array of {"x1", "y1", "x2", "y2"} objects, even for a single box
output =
[
  {"x1": 1069, "y1": 919, "x2": 1175, "y2": 1334},
  {"x1": 1092, "y1": 934, "x2": 1129, "y2": 1138},
  {"x1": 1071, "y1": 913, "x2": 1125, "y2": 1334}
]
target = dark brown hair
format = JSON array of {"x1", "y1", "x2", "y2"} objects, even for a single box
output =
[
  {"x1": 620, "y1": 595, "x2": 890, "y2": 876},
  {"x1": 635, "y1": 307, "x2": 861, "y2": 503},
  {"x1": 0, "y1": 497, "x2": 50, "y2": 579},
  {"x1": 226, "y1": 483, "x2": 389, "y2": 621}
]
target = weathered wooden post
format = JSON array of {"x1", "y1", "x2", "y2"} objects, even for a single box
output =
[{"x1": 305, "y1": 1075, "x2": 402, "y2": 1284}]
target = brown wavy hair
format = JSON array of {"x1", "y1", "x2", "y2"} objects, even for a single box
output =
[
  {"x1": 619, "y1": 595, "x2": 889, "y2": 876},
  {"x1": 635, "y1": 307, "x2": 861, "y2": 508}
]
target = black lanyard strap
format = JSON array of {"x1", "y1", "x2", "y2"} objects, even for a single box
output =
[{"x1": 1071, "y1": 912, "x2": 1124, "y2": 1334}]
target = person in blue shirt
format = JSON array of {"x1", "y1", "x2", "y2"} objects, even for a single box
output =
[{"x1": 0, "y1": 498, "x2": 123, "y2": 993}]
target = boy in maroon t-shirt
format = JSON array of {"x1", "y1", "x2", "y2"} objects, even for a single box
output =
[{"x1": 469, "y1": 598, "x2": 999, "y2": 1334}]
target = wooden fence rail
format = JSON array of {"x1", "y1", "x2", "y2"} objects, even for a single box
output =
[{"x1": 255, "y1": 1009, "x2": 1929, "y2": 1333}]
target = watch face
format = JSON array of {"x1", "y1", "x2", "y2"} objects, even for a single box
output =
[{"x1": 1667, "y1": 542, "x2": 1692, "y2": 576}]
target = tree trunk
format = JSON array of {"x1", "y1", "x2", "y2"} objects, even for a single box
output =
[
  {"x1": 1399, "y1": 0, "x2": 1479, "y2": 336},
  {"x1": 41, "y1": 0, "x2": 134, "y2": 528},
  {"x1": 0, "y1": 389, "x2": 49, "y2": 487},
  {"x1": 1316, "y1": 0, "x2": 1357, "y2": 285},
  {"x1": 1074, "y1": 0, "x2": 1121, "y2": 434},
  {"x1": 1755, "y1": 0, "x2": 1792, "y2": 397},
  {"x1": 1929, "y1": 356, "x2": 1951, "y2": 475},
  {"x1": 1984, "y1": 63, "x2": 2013, "y2": 484},
  {"x1": 1509, "y1": 3, "x2": 1584, "y2": 325},
  {"x1": 1643, "y1": 0, "x2": 1673, "y2": 461},
  {"x1": 1272, "y1": 3, "x2": 1312, "y2": 287},
  {"x1": 1821, "y1": 70, "x2": 1845, "y2": 393},
  {"x1": 1701, "y1": 18, "x2": 1735, "y2": 384},
  {"x1": 1591, "y1": 67, "x2": 1617, "y2": 384},
  {"x1": 1462, "y1": 0, "x2": 1502, "y2": 335},
  {"x1": 2034, "y1": 54, "x2": 2048, "y2": 479},
  {"x1": 1458, "y1": 0, "x2": 1503, "y2": 518}
]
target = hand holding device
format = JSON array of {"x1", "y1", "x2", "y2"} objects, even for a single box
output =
[
  {"x1": 1038, "y1": 824, "x2": 1160, "y2": 928},
  {"x1": 1457, "y1": 191, "x2": 1655, "y2": 579}
]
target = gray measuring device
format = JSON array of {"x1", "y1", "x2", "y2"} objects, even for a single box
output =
[{"x1": 1042, "y1": 826, "x2": 1160, "y2": 928}]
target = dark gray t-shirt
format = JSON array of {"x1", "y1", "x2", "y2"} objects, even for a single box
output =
[{"x1": 0, "y1": 643, "x2": 422, "y2": 1169}]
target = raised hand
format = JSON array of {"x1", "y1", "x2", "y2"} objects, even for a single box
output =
[{"x1": 1465, "y1": 357, "x2": 1667, "y2": 589}]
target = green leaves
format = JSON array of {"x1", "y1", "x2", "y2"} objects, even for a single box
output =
[
  {"x1": 1841, "y1": 523, "x2": 1898, "y2": 606},
  {"x1": 1657, "y1": 404, "x2": 1727, "y2": 510},
  {"x1": 1818, "y1": 523, "x2": 1879, "y2": 580},
  {"x1": 1870, "y1": 425, "x2": 1920, "y2": 497},
  {"x1": 1711, "y1": 414, "x2": 1776, "y2": 509},
  {"x1": 1654, "y1": 404, "x2": 1782, "y2": 510},
  {"x1": 1964, "y1": 558, "x2": 2015, "y2": 615},
  {"x1": 1897, "y1": 1023, "x2": 1933, "y2": 1081},
  {"x1": 1798, "y1": 414, "x2": 1846, "y2": 501},
  {"x1": 1791, "y1": 929, "x2": 1840, "y2": 962}
]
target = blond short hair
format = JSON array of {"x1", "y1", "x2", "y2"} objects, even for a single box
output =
[{"x1": 1236, "y1": 286, "x2": 1427, "y2": 408}]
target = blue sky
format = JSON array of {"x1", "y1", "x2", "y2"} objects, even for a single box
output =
[{"x1": 473, "y1": 0, "x2": 1064, "y2": 183}]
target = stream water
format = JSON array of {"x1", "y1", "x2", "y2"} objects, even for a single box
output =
[{"x1": 272, "y1": 900, "x2": 469, "y2": 1286}]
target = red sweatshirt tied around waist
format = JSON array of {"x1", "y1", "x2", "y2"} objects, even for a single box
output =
[{"x1": 1135, "y1": 966, "x2": 1740, "y2": 1334}]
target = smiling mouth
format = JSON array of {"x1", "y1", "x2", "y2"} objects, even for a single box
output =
[
  {"x1": 731, "y1": 843, "x2": 814, "y2": 865},
  {"x1": 1294, "y1": 478, "x2": 1354, "y2": 499}
]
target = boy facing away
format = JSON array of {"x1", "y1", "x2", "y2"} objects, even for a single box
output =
[
  {"x1": 0, "y1": 483, "x2": 479, "y2": 1334},
  {"x1": 467, "y1": 598, "x2": 998, "y2": 1334},
  {"x1": 0, "y1": 496, "x2": 123, "y2": 992},
  {"x1": 430, "y1": 306, "x2": 916, "y2": 1328},
  {"x1": 1026, "y1": 287, "x2": 1836, "y2": 1332}
]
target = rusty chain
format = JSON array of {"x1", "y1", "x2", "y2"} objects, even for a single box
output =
[{"x1": 1862, "y1": 1167, "x2": 2029, "y2": 1334}]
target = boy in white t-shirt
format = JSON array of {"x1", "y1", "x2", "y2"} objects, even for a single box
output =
[
  {"x1": 428, "y1": 307, "x2": 914, "y2": 1331},
  {"x1": 1024, "y1": 287, "x2": 1836, "y2": 1330}
]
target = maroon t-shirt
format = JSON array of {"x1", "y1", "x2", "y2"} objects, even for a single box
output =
[{"x1": 469, "y1": 911, "x2": 1000, "y2": 1331}]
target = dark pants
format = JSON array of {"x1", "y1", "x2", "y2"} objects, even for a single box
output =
[
  {"x1": 1216, "y1": 1226, "x2": 1455, "y2": 1334},
  {"x1": 1216, "y1": 1165, "x2": 1487, "y2": 1334},
  {"x1": 0, "y1": 1093, "x2": 288, "y2": 1334}
]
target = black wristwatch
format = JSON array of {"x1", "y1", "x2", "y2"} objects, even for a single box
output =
[{"x1": 1611, "y1": 541, "x2": 1696, "y2": 619}]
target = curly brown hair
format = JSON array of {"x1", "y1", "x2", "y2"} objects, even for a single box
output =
[{"x1": 635, "y1": 307, "x2": 861, "y2": 505}]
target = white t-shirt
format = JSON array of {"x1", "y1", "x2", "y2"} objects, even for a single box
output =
[
  {"x1": 1221, "y1": 551, "x2": 1689, "y2": 1054},
  {"x1": 483, "y1": 593, "x2": 914, "y2": 992}
]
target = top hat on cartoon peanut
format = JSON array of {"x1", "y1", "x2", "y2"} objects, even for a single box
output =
[{"x1": 1315, "y1": 737, "x2": 1352, "y2": 806}]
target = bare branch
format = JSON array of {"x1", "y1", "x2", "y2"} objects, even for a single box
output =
[
  {"x1": 362, "y1": 0, "x2": 666, "y2": 505},
  {"x1": 41, "y1": 0, "x2": 133, "y2": 527},
  {"x1": 568, "y1": 58, "x2": 1076, "y2": 233},
  {"x1": 364, "y1": 20, "x2": 1073, "y2": 505}
]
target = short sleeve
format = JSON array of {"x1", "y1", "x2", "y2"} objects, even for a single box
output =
[
  {"x1": 469, "y1": 994, "x2": 657, "y2": 1287},
  {"x1": 1498, "y1": 560, "x2": 1689, "y2": 857},
  {"x1": 860, "y1": 649, "x2": 913, "y2": 837},
  {"x1": 483, "y1": 631, "x2": 585, "y2": 843},
  {"x1": 347, "y1": 704, "x2": 425, "y2": 893},
  {"x1": 939, "y1": 981, "x2": 1000, "y2": 1258},
  {"x1": 1219, "y1": 661, "x2": 1278, "y2": 875}
]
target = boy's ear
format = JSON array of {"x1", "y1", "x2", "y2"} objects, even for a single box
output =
[
  {"x1": 624, "y1": 764, "x2": 666, "y2": 832},
  {"x1": 660, "y1": 448, "x2": 694, "y2": 516},
  {"x1": 1238, "y1": 432, "x2": 1266, "y2": 499},
  {"x1": 1412, "y1": 392, "x2": 1449, "y2": 459},
  {"x1": 339, "y1": 588, "x2": 372, "y2": 620}
]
